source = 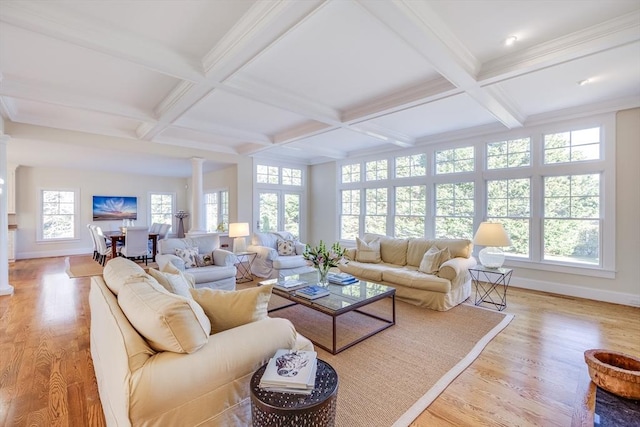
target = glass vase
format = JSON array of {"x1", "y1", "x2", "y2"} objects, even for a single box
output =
[{"x1": 317, "y1": 266, "x2": 330, "y2": 286}]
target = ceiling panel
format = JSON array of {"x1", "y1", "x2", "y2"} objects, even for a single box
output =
[
  {"x1": 495, "y1": 42, "x2": 640, "y2": 116},
  {"x1": 362, "y1": 94, "x2": 499, "y2": 139},
  {"x1": 287, "y1": 128, "x2": 390, "y2": 154},
  {"x1": 237, "y1": 0, "x2": 439, "y2": 111}
]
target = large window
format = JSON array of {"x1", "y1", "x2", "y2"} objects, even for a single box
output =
[
  {"x1": 394, "y1": 185, "x2": 426, "y2": 238},
  {"x1": 336, "y1": 115, "x2": 613, "y2": 276},
  {"x1": 487, "y1": 178, "x2": 530, "y2": 256},
  {"x1": 255, "y1": 163, "x2": 304, "y2": 238},
  {"x1": 149, "y1": 193, "x2": 174, "y2": 226},
  {"x1": 205, "y1": 190, "x2": 228, "y2": 232},
  {"x1": 40, "y1": 189, "x2": 77, "y2": 240},
  {"x1": 543, "y1": 174, "x2": 600, "y2": 265},
  {"x1": 434, "y1": 182, "x2": 474, "y2": 238}
]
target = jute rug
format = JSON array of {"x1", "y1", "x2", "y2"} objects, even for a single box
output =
[
  {"x1": 64, "y1": 255, "x2": 159, "y2": 278},
  {"x1": 266, "y1": 293, "x2": 513, "y2": 426}
]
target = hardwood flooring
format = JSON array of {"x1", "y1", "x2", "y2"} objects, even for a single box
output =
[{"x1": 1, "y1": 257, "x2": 638, "y2": 426}]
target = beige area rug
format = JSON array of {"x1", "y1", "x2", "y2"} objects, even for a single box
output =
[
  {"x1": 267, "y1": 294, "x2": 513, "y2": 426},
  {"x1": 64, "y1": 255, "x2": 159, "y2": 278}
]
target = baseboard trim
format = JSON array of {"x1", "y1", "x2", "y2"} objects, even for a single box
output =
[
  {"x1": 17, "y1": 248, "x2": 91, "y2": 260},
  {"x1": 511, "y1": 277, "x2": 640, "y2": 308}
]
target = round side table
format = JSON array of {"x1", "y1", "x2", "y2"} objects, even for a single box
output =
[{"x1": 250, "y1": 358, "x2": 339, "y2": 427}]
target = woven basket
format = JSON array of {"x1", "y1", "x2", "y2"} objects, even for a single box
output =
[{"x1": 584, "y1": 349, "x2": 640, "y2": 399}]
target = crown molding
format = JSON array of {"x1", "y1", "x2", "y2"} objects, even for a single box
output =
[{"x1": 479, "y1": 10, "x2": 640, "y2": 84}]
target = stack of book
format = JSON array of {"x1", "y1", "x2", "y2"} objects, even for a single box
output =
[
  {"x1": 259, "y1": 349, "x2": 318, "y2": 394},
  {"x1": 273, "y1": 276, "x2": 308, "y2": 292},
  {"x1": 327, "y1": 272, "x2": 358, "y2": 285},
  {"x1": 296, "y1": 285, "x2": 330, "y2": 299}
]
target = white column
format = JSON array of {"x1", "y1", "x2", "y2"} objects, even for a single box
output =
[
  {"x1": 0, "y1": 134, "x2": 14, "y2": 296},
  {"x1": 188, "y1": 157, "x2": 206, "y2": 235}
]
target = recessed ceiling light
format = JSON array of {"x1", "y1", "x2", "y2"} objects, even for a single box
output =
[
  {"x1": 578, "y1": 79, "x2": 590, "y2": 86},
  {"x1": 505, "y1": 36, "x2": 518, "y2": 46}
]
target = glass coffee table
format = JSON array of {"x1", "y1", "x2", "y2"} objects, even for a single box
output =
[{"x1": 259, "y1": 272, "x2": 396, "y2": 354}]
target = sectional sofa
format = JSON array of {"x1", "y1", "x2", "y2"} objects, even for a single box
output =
[{"x1": 338, "y1": 233, "x2": 477, "y2": 311}]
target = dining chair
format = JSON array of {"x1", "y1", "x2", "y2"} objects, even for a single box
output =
[
  {"x1": 87, "y1": 224, "x2": 98, "y2": 261},
  {"x1": 92, "y1": 226, "x2": 112, "y2": 266},
  {"x1": 120, "y1": 226, "x2": 151, "y2": 265},
  {"x1": 158, "y1": 223, "x2": 171, "y2": 240},
  {"x1": 149, "y1": 223, "x2": 161, "y2": 234}
]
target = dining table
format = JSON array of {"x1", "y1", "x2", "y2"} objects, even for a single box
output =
[{"x1": 103, "y1": 231, "x2": 159, "y2": 262}]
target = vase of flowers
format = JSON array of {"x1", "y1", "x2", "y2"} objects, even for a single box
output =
[{"x1": 303, "y1": 240, "x2": 345, "y2": 286}]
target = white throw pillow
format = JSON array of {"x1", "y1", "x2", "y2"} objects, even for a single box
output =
[
  {"x1": 418, "y1": 246, "x2": 451, "y2": 274},
  {"x1": 161, "y1": 262, "x2": 196, "y2": 287},
  {"x1": 355, "y1": 237, "x2": 382, "y2": 263},
  {"x1": 117, "y1": 278, "x2": 211, "y2": 353},
  {"x1": 147, "y1": 268, "x2": 192, "y2": 299},
  {"x1": 175, "y1": 247, "x2": 198, "y2": 269},
  {"x1": 277, "y1": 239, "x2": 296, "y2": 256},
  {"x1": 189, "y1": 285, "x2": 273, "y2": 334}
]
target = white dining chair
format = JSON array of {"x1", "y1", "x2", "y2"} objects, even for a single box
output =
[
  {"x1": 92, "y1": 226, "x2": 113, "y2": 266},
  {"x1": 120, "y1": 226, "x2": 151, "y2": 265}
]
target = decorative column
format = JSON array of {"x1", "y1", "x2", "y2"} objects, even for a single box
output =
[
  {"x1": 188, "y1": 157, "x2": 206, "y2": 235},
  {"x1": 0, "y1": 134, "x2": 14, "y2": 296}
]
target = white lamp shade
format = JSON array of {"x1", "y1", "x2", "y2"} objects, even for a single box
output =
[
  {"x1": 473, "y1": 222, "x2": 512, "y2": 247},
  {"x1": 473, "y1": 222, "x2": 512, "y2": 268},
  {"x1": 228, "y1": 222, "x2": 250, "y2": 238}
]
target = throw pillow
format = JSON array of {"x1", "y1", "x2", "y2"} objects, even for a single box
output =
[
  {"x1": 189, "y1": 285, "x2": 273, "y2": 334},
  {"x1": 418, "y1": 246, "x2": 451, "y2": 275},
  {"x1": 117, "y1": 278, "x2": 211, "y2": 353},
  {"x1": 161, "y1": 262, "x2": 196, "y2": 288},
  {"x1": 355, "y1": 237, "x2": 382, "y2": 263},
  {"x1": 175, "y1": 247, "x2": 198, "y2": 269},
  {"x1": 277, "y1": 239, "x2": 295, "y2": 256},
  {"x1": 147, "y1": 268, "x2": 192, "y2": 299},
  {"x1": 196, "y1": 252, "x2": 214, "y2": 267}
]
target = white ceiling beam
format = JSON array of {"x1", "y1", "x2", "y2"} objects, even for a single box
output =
[
  {"x1": 357, "y1": 0, "x2": 525, "y2": 129},
  {"x1": 479, "y1": 10, "x2": 640, "y2": 85},
  {"x1": 0, "y1": 1, "x2": 204, "y2": 83},
  {"x1": 0, "y1": 77, "x2": 154, "y2": 122}
]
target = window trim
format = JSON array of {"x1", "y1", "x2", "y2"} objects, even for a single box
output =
[
  {"x1": 37, "y1": 187, "x2": 80, "y2": 243},
  {"x1": 148, "y1": 191, "x2": 176, "y2": 232}
]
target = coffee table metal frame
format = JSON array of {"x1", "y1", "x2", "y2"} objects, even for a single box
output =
[{"x1": 260, "y1": 272, "x2": 396, "y2": 354}]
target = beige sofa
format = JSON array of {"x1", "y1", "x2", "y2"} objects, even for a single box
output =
[
  {"x1": 156, "y1": 234, "x2": 237, "y2": 290},
  {"x1": 90, "y1": 257, "x2": 312, "y2": 427},
  {"x1": 338, "y1": 233, "x2": 477, "y2": 311}
]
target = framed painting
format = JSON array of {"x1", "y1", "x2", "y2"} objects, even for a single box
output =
[{"x1": 93, "y1": 196, "x2": 138, "y2": 221}]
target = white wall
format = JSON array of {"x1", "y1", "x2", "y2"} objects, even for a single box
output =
[
  {"x1": 14, "y1": 166, "x2": 188, "y2": 259},
  {"x1": 308, "y1": 108, "x2": 640, "y2": 307}
]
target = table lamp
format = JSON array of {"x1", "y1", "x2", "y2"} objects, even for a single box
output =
[
  {"x1": 228, "y1": 222, "x2": 250, "y2": 253},
  {"x1": 473, "y1": 222, "x2": 512, "y2": 268}
]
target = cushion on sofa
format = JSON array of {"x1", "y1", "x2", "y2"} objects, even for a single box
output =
[
  {"x1": 175, "y1": 247, "x2": 199, "y2": 268},
  {"x1": 147, "y1": 268, "x2": 193, "y2": 298},
  {"x1": 418, "y1": 246, "x2": 451, "y2": 274},
  {"x1": 189, "y1": 285, "x2": 273, "y2": 333},
  {"x1": 161, "y1": 261, "x2": 196, "y2": 287},
  {"x1": 377, "y1": 235, "x2": 409, "y2": 265},
  {"x1": 196, "y1": 252, "x2": 214, "y2": 267},
  {"x1": 103, "y1": 257, "x2": 148, "y2": 295},
  {"x1": 277, "y1": 239, "x2": 296, "y2": 256},
  {"x1": 356, "y1": 237, "x2": 382, "y2": 263},
  {"x1": 382, "y1": 268, "x2": 452, "y2": 293},
  {"x1": 117, "y1": 277, "x2": 211, "y2": 353}
]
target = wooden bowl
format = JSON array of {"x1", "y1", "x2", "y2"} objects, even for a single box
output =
[{"x1": 584, "y1": 349, "x2": 640, "y2": 399}]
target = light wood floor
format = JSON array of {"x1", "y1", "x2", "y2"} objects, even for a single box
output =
[{"x1": 1, "y1": 257, "x2": 639, "y2": 426}]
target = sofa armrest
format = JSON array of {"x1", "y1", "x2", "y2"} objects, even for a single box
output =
[
  {"x1": 437, "y1": 256, "x2": 477, "y2": 281},
  {"x1": 295, "y1": 242, "x2": 307, "y2": 256},
  {"x1": 212, "y1": 249, "x2": 237, "y2": 267},
  {"x1": 344, "y1": 247, "x2": 356, "y2": 261},
  {"x1": 247, "y1": 244, "x2": 278, "y2": 261},
  {"x1": 156, "y1": 253, "x2": 186, "y2": 272}
]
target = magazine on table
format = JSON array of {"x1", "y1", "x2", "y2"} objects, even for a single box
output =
[
  {"x1": 296, "y1": 285, "x2": 330, "y2": 299},
  {"x1": 259, "y1": 349, "x2": 318, "y2": 393}
]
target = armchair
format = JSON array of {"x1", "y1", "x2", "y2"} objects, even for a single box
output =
[{"x1": 247, "y1": 231, "x2": 314, "y2": 279}]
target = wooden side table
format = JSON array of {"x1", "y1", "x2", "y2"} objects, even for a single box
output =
[
  {"x1": 250, "y1": 359, "x2": 339, "y2": 426},
  {"x1": 234, "y1": 251, "x2": 256, "y2": 283},
  {"x1": 469, "y1": 265, "x2": 513, "y2": 311}
]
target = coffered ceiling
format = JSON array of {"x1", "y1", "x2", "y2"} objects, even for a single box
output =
[{"x1": 1, "y1": 0, "x2": 639, "y2": 177}]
